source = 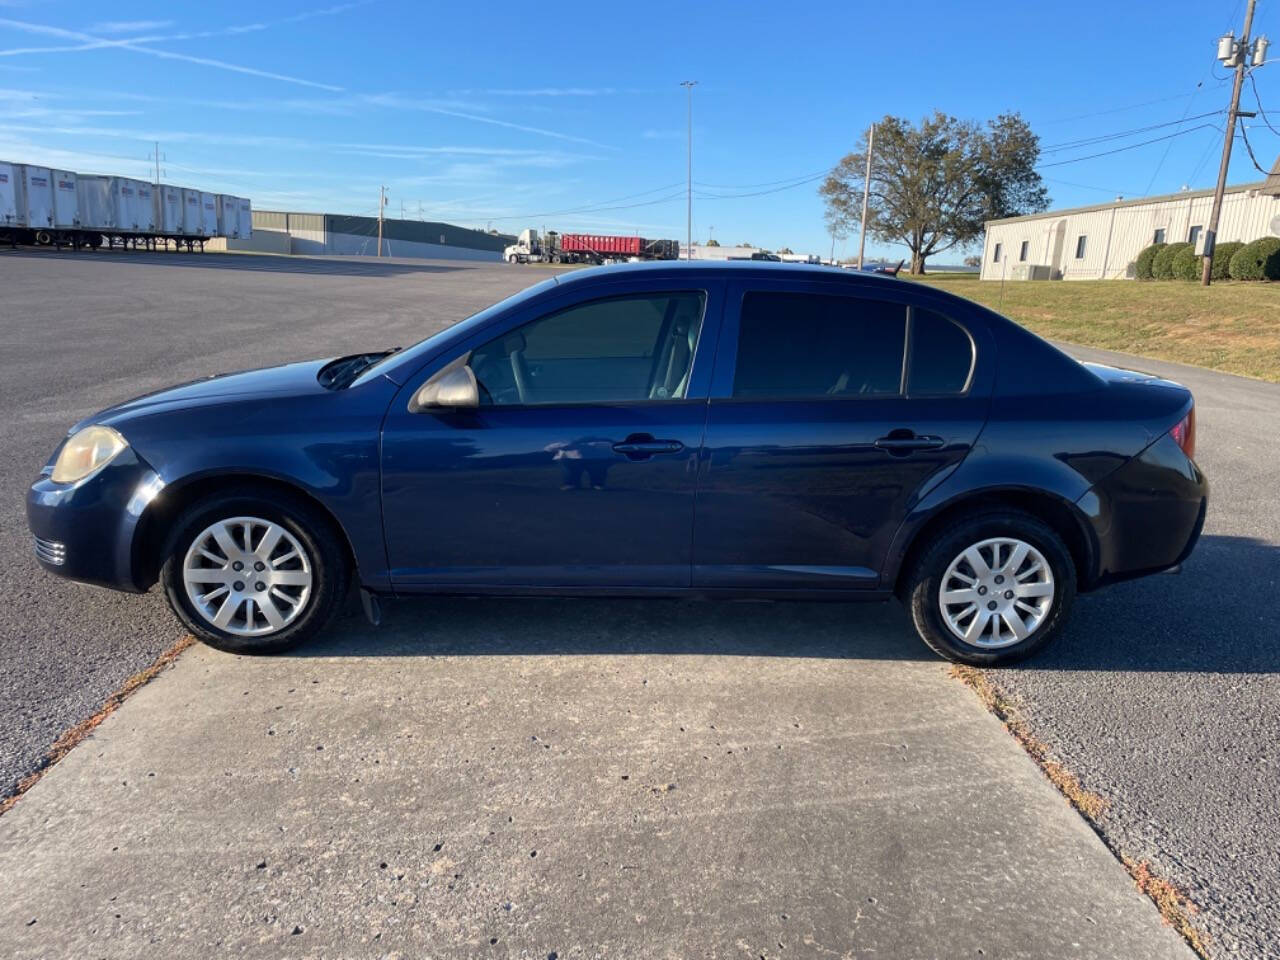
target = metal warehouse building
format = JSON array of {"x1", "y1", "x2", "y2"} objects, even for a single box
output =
[
  {"x1": 980, "y1": 176, "x2": 1280, "y2": 281},
  {"x1": 246, "y1": 211, "x2": 513, "y2": 261}
]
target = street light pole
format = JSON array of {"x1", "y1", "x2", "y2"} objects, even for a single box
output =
[
  {"x1": 1203, "y1": 0, "x2": 1266, "y2": 285},
  {"x1": 680, "y1": 80, "x2": 698, "y2": 260}
]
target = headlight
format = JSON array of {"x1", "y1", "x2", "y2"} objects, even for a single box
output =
[{"x1": 51, "y1": 425, "x2": 128, "y2": 483}]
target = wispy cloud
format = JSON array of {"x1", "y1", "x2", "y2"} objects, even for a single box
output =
[
  {"x1": 87, "y1": 19, "x2": 174, "y2": 34},
  {"x1": 0, "y1": 18, "x2": 343, "y2": 91},
  {"x1": 363, "y1": 93, "x2": 616, "y2": 149},
  {"x1": 0, "y1": 120, "x2": 597, "y2": 168},
  {"x1": 452, "y1": 87, "x2": 618, "y2": 97},
  {"x1": 642, "y1": 129, "x2": 682, "y2": 140}
]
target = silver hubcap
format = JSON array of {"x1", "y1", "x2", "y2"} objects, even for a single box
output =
[
  {"x1": 182, "y1": 516, "x2": 312, "y2": 637},
  {"x1": 939, "y1": 537, "x2": 1054, "y2": 649}
]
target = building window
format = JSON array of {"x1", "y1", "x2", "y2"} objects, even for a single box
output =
[
  {"x1": 992, "y1": 243, "x2": 1002, "y2": 263},
  {"x1": 1188, "y1": 225, "x2": 1202, "y2": 245},
  {"x1": 1153, "y1": 228, "x2": 1166, "y2": 244},
  {"x1": 1074, "y1": 235, "x2": 1087, "y2": 259},
  {"x1": 1018, "y1": 240, "x2": 1029, "y2": 262}
]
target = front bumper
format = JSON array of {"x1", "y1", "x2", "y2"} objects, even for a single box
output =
[
  {"x1": 26, "y1": 447, "x2": 165, "y2": 593},
  {"x1": 1078, "y1": 432, "x2": 1208, "y2": 588}
]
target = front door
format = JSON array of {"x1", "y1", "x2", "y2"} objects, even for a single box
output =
[
  {"x1": 381, "y1": 285, "x2": 719, "y2": 590},
  {"x1": 693, "y1": 281, "x2": 991, "y2": 591}
]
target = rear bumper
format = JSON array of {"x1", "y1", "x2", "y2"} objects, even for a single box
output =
[
  {"x1": 1077, "y1": 432, "x2": 1208, "y2": 589},
  {"x1": 26, "y1": 448, "x2": 165, "y2": 593}
]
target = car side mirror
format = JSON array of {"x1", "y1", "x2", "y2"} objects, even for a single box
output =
[{"x1": 411, "y1": 364, "x2": 480, "y2": 411}]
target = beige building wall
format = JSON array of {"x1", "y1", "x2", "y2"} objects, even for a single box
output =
[{"x1": 980, "y1": 182, "x2": 1280, "y2": 280}]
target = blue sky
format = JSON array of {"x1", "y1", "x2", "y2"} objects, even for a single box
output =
[{"x1": 1, "y1": 0, "x2": 1276, "y2": 260}]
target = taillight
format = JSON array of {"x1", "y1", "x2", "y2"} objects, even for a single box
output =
[{"x1": 1170, "y1": 407, "x2": 1196, "y2": 459}]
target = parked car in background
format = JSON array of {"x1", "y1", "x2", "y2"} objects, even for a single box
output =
[{"x1": 27, "y1": 262, "x2": 1206, "y2": 665}]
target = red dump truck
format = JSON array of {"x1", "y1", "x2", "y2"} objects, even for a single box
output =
[{"x1": 503, "y1": 228, "x2": 680, "y2": 264}]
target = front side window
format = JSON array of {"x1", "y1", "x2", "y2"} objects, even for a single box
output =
[
  {"x1": 733, "y1": 292, "x2": 906, "y2": 399},
  {"x1": 1018, "y1": 240, "x2": 1029, "y2": 262},
  {"x1": 468, "y1": 292, "x2": 705, "y2": 406},
  {"x1": 992, "y1": 243, "x2": 1003, "y2": 263},
  {"x1": 1075, "y1": 235, "x2": 1087, "y2": 259},
  {"x1": 1188, "y1": 225, "x2": 1202, "y2": 245},
  {"x1": 1153, "y1": 228, "x2": 1166, "y2": 244}
]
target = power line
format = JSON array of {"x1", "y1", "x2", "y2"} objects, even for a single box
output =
[
  {"x1": 695, "y1": 172, "x2": 828, "y2": 199},
  {"x1": 694, "y1": 169, "x2": 829, "y2": 189},
  {"x1": 1237, "y1": 123, "x2": 1269, "y2": 173},
  {"x1": 1039, "y1": 110, "x2": 1225, "y2": 153},
  {"x1": 1037, "y1": 124, "x2": 1222, "y2": 168},
  {"x1": 480, "y1": 182, "x2": 685, "y2": 221},
  {"x1": 1042, "y1": 175, "x2": 1141, "y2": 196},
  {"x1": 1034, "y1": 91, "x2": 1218, "y2": 126},
  {"x1": 1248, "y1": 71, "x2": 1279, "y2": 135}
]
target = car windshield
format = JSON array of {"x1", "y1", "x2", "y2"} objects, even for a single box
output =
[{"x1": 349, "y1": 275, "x2": 561, "y2": 387}]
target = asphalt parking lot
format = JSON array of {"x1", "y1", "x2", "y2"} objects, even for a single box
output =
[{"x1": 0, "y1": 250, "x2": 1276, "y2": 957}]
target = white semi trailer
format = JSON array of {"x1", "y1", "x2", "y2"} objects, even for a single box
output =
[{"x1": 0, "y1": 158, "x2": 252, "y2": 252}]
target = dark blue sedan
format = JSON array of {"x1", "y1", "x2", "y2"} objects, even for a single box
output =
[{"x1": 27, "y1": 262, "x2": 1207, "y2": 665}]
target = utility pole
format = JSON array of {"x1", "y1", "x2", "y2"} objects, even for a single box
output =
[
  {"x1": 373, "y1": 185, "x2": 384, "y2": 257},
  {"x1": 680, "y1": 80, "x2": 698, "y2": 260},
  {"x1": 1203, "y1": 1, "x2": 1269, "y2": 285},
  {"x1": 856, "y1": 123, "x2": 875, "y2": 270}
]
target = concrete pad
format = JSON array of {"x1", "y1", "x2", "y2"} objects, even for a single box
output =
[{"x1": 0, "y1": 599, "x2": 1194, "y2": 959}]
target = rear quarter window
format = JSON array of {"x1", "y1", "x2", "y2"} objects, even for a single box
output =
[{"x1": 908, "y1": 309, "x2": 975, "y2": 395}]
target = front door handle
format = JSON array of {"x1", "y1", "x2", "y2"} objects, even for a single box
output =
[
  {"x1": 874, "y1": 431, "x2": 945, "y2": 455},
  {"x1": 613, "y1": 434, "x2": 685, "y2": 460}
]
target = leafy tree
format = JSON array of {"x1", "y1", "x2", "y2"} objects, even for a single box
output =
[
  {"x1": 705, "y1": 238, "x2": 720, "y2": 247},
  {"x1": 963, "y1": 255, "x2": 981, "y2": 268},
  {"x1": 820, "y1": 112, "x2": 1048, "y2": 274},
  {"x1": 778, "y1": 247, "x2": 794, "y2": 255}
]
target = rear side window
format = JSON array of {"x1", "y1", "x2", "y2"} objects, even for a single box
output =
[
  {"x1": 908, "y1": 309, "x2": 974, "y2": 395},
  {"x1": 733, "y1": 292, "x2": 906, "y2": 398}
]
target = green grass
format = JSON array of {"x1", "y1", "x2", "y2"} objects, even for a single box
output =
[{"x1": 909, "y1": 274, "x2": 1280, "y2": 382}]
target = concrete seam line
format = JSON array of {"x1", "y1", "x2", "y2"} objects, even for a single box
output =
[
  {"x1": 950, "y1": 664, "x2": 1209, "y2": 959},
  {"x1": 0, "y1": 635, "x2": 196, "y2": 818}
]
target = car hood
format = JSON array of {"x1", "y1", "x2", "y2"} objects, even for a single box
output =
[{"x1": 73, "y1": 358, "x2": 335, "y2": 432}]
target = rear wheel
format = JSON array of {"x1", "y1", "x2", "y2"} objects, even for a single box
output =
[
  {"x1": 904, "y1": 511, "x2": 1076, "y2": 666},
  {"x1": 160, "y1": 488, "x2": 348, "y2": 653}
]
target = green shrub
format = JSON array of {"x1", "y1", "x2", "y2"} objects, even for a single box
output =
[
  {"x1": 1228, "y1": 237, "x2": 1280, "y2": 280},
  {"x1": 1152, "y1": 242, "x2": 1190, "y2": 280},
  {"x1": 1172, "y1": 245, "x2": 1202, "y2": 281},
  {"x1": 1133, "y1": 242, "x2": 1165, "y2": 280},
  {"x1": 1211, "y1": 241, "x2": 1243, "y2": 280}
]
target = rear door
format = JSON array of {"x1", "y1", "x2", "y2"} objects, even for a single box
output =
[{"x1": 692, "y1": 278, "x2": 992, "y2": 591}]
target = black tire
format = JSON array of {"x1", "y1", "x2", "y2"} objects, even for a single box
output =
[
  {"x1": 903, "y1": 510, "x2": 1076, "y2": 666},
  {"x1": 160, "y1": 486, "x2": 348, "y2": 654}
]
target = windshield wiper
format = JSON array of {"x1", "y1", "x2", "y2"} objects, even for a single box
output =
[{"x1": 317, "y1": 348, "x2": 400, "y2": 390}]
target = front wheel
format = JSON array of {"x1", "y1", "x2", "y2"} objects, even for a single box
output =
[
  {"x1": 160, "y1": 488, "x2": 348, "y2": 653},
  {"x1": 904, "y1": 511, "x2": 1076, "y2": 666}
]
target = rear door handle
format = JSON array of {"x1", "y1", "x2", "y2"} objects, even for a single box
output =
[
  {"x1": 874, "y1": 433, "x2": 945, "y2": 455},
  {"x1": 613, "y1": 434, "x2": 685, "y2": 460}
]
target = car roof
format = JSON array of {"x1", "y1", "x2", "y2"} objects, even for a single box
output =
[{"x1": 549, "y1": 259, "x2": 900, "y2": 288}]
